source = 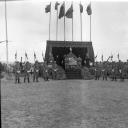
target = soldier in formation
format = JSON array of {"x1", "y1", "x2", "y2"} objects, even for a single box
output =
[
  {"x1": 94, "y1": 67, "x2": 100, "y2": 80},
  {"x1": 33, "y1": 61, "x2": 39, "y2": 82},
  {"x1": 14, "y1": 61, "x2": 21, "y2": 84},
  {"x1": 24, "y1": 61, "x2": 31, "y2": 83},
  {"x1": 43, "y1": 61, "x2": 49, "y2": 81},
  {"x1": 101, "y1": 63, "x2": 108, "y2": 80},
  {"x1": 52, "y1": 61, "x2": 58, "y2": 80}
]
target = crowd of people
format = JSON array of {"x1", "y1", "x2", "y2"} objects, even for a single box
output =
[
  {"x1": 91, "y1": 60, "x2": 128, "y2": 81},
  {"x1": 0, "y1": 57, "x2": 128, "y2": 83}
]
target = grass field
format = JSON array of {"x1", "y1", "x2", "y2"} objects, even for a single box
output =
[{"x1": 1, "y1": 77, "x2": 128, "y2": 128}]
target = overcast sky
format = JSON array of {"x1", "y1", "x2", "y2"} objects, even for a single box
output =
[{"x1": 0, "y1": 0, "x2": 128, "y2": 62}]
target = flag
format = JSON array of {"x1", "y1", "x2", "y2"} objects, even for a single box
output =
[
  {"x1": 86, "y1": 3, "x2": 92, "y2": 15},
  {"x1": 15, "y1": 52, "x2": 17, "y2": 60},
  {"x1": 55, "y1": 1, "x2": 60, "y2": 10},
  {"x1": 42, "y1": 51, "x2": 45, "y2": 60},
  {"x1": 80, "y1": 3, "x2": 83, "y2": 13},
  {"x1": 101, "y1": 54, "x2": 103, "y2": 61},
  {"x1": 59, "y1": 2, "x2": 65, "y2": 19},
  {"x1": 117, "y1": 53, "x2": 119, "y2": 60},
  {"x1": 65, "y1": 4, "x2": 73, "y2": 18},
  {"x1": 0, "y1": 41, "x2": 5, "y2": 43},
  {"x1": 45, "y1": 3, "x2": 51, "y2": 13},
  {"x1": 110, "y1": 54, "x2": 113, "y2": 61},
  {"x1": 25, "y1": 52, "x2": 28, "y2": 60},
  {"x1": 107, "y1": 56, "x2": 110, "y2": 62},
  {"x1": 95, "y1": 55, "x2": 97, "y2": 59},
  {"x1": 34, "y1": 52, "x2": 36, "y2": 60}
]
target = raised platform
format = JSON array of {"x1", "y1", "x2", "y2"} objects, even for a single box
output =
[
  {"x1": 45, "y1": 40, "x2": 94, "y2": 79},
  {"x1": 45, "y1": 40, "x2": 94, "y2": 66}
]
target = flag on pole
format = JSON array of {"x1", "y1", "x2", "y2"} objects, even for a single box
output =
[
  {"x1": 95, "y1": 55, "x2": 97, "y2": 59},
  {"x1": 59, "y1": 2, "x2": 65, "y2": 19},
  {"x1": 55, "y1": 1, "x2": 60, "y2": 10},
  {"x1": 45, "y1": 3, "x2": 51, "y2": 13},
  {"x1": 42, "y1": 51, "x2": 45, "y2": 61},
  {"x1": 86, "y1": 3, "x2": 92, "y2": 15},
  {"x1": 65, "y1": 4, "x2": 73, "y2": 18},
  {"x1": 117, "y1": 53, "x2": 119, "y2": 60},
  {"x1": 79, "y1": 3, "x2": 83, "y2": 13},
  {"x1": 0, "y1": 41, "x2": 5, "y2": 43},
  {"x1": 110, "y1": 54, "x2": 113, "y2": 61},
  {"x1": 15, "y1": 51, "x2": 17, "y2": 60},
  {"x1": 34, "y1": 52, "x2": 36, "y2": 61},
  {"x1": 25, "y1": 52, "x2": 28, "y2": 60},
  {"x1": 101, "y1": 54, "x2": 103, "y2": 62}
]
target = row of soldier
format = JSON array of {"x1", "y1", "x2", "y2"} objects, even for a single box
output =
[
  {"x1": 14, "y1": 59, "x2": 59, "y2": 84},
  {"x1": 93, "y1": 61, "x2": 128, "y2": 81}
]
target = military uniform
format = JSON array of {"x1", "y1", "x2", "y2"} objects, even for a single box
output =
[
  {"x1": 53, "y1": 61, "x2": 58, "y2": 80},
  {"x1": 111, "y1": 68, "x2": 117, "y2": 81},
  {"x1": 119, "y1": 68, "x2": 125, "y2": 81},
  {"x1": 24, "y1": 61, "x2": 31, "y2": 83},
  {"x1": 33, "y1": 61, "x2": 39, "y2": 82},
  {"x1": 14, "y1": 61, "x2": 21, "y2": 84},
  {"x1": 101, "y1": 68, "x2": 108, "y2": 80},
  {"x1": 94, "y1": 68, "x2": 100, "y2": 80},
  {"x1": 43, "y1": 61, "x2": 49, "y2": 81}
]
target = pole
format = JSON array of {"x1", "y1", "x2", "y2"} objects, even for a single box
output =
[
  {"x1": 64, "y1": 1, "x2": 65, "y2": 41},
  {"x1": 80, "y1": 2, "x2": 82, "y2": 42},
  {"x1": 5, "y1": 0, "x2": 9, "y2": 68},
  {"x1": 56, "y1": 5, "x2": 58, "y2": 41},
  {"x1": 72, "y1": 2, "x2": 73, "y2": 41},
  {"x1": 49, "y1": 2, "x2": 51, "y2": 40},
  {"x1": 90, "y1": 2, "x2": 92, "y2": 42}
]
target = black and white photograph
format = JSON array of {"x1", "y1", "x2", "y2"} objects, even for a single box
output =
[{"x1": 1, "y1": 0, "x2": 128, "y2": 127}]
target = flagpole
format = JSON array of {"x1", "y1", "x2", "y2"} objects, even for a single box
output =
[
  {"x1": 90, "y1": 2, "x2": 92, "y2": 42},
  {"x1": 5, "y1": 0, "x2": 9, "y2": 67},
  {"x1": 64, "y1": 1, "x2": 65, "y2": 41},
  {"x1": 72, "y1": 2, "x2": 73, "y2": 41},
  {"x1": 56, "y1": 5, "x2": 58, "y2": 41},
  {"x1": 80, "y1": 2, "x2": 82, "y2": 42},
  {"x1": 49, "y1": 2, "x2": 51, "y2": 40}
]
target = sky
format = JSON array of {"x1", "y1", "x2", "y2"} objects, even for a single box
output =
[{"x1": 0, "y1": 0, "x2": 128, "y2": 63}]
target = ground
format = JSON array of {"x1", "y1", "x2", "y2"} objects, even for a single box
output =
[{"x1": 1, "y1": 77, "x2": 128, "y2": 128}]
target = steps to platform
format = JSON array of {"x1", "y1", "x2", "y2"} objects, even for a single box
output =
[{"x1": 65, "y1": 68, "x2": 82, "y2": 79}]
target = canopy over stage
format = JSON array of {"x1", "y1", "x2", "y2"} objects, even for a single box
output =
[{"x1": 45, "y1": 40, "x2": 94, "y2": 68}]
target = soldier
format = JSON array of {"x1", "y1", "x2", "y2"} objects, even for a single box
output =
[
  {"x1": 43, "y1": 61, "x2": 49, "y2": 81},
  {"x1": 53, "y1": 61, "x2": 58, "y2": 80},
  {"x1": 33, "y1": 61, "x2": 39, "y2": 82},
  {"x1": 101, "y1": 64, "x2": 108, "y2": 80},
  {"x1": 94, "y1": 67, "x2": 100, "y2": 80},
  {"x1": 14, "y1": 61, "x2": 21, "y2": 84},
  {"x1": 24, "y1": 61, "x2": 31, "y2": 83},
  {"x1": 111, "y1": 67, "x2": 117, "y2": 81}
]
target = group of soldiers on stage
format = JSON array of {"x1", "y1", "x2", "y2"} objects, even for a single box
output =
[{"x1": 93, "y1": 60, "x2": 128, "y2": 81}]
